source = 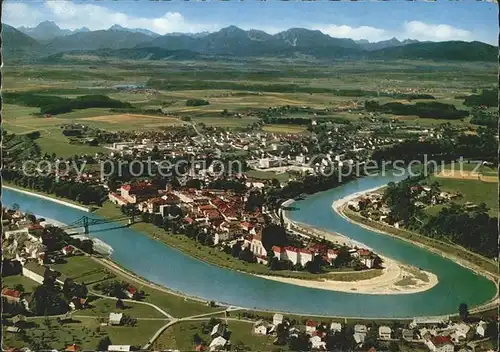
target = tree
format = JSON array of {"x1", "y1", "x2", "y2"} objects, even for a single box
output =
[
  {"x1": 96, "y1": 336, "x2": 112, "y2": 351},
  {"x1": 389, "y1": 341, "x2": 400, "y2": 352},
  {"x1": 458, "y1": 303, "x2": 469, "y2": 322},
  {"x1": 116, "y1": 298, "x2": 125, "y2": 309},
  {"x1": 14, "y1": 284, "x2": 25, "y2": 293}
]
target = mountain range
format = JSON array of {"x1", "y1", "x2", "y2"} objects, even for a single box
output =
[{"x1": 3, "y1": 22, "x2": 496, "y2": 62}]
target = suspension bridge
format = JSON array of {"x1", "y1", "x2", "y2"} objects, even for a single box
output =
[{"x1": 60, "y1": 213, "x2": 136, "y2": 234}]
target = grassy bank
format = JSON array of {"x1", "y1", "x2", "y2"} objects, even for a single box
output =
[
  {"x1": 3, "y1": 183, "x2": 92, "y2": 210},
  {"x1": 45, "y1": 255, "x2": 217, "y2": 318},
  {"x1": 341, "y1": 206, "x2": 498, "y2": 279},
  {"x1": 95, "y1": 201, "x2": 382, "y2": 282}
]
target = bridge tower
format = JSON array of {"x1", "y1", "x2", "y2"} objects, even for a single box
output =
[{"x1": 83, "y1": 216, "x2": 89, "y2": 235}]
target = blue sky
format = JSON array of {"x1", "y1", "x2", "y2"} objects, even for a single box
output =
[{"x1": 4, "y1": 0, "x2": 497, "y2": 44}]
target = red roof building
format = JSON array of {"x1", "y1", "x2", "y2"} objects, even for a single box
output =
[{"x1": 2, "y1": 288, "x2": 22, "y2": 302}]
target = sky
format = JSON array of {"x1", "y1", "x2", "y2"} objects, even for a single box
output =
[{"x1": 3, "y1": 0, "x2": 498, "y2": 44}]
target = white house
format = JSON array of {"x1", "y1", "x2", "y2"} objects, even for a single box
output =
[
  {"x1": 476, "y1": 321, "x2": 487, "y2": 337},
  {"x1": 330, "y1": 322, "x2": 342, "y2": 333},
  {"x1": 253, "y1": 320, "x2": 269, "y2": 335},
  {"x1": 353, "y1": 333, "x2": 366, "y2": 345},
  {"x1": 309, "y1": 335, "x2": 326, "y2": 350},
  {"x1": 272, "y1": 246, "x2": 285, "y2": 261},
  {"x1": 108, "y1": 312, "x2": 123, "y2": 326},
  {"x1": 107, "y1": 346, "x2": 131, "y2": 352},
  {"x1": 452, "y1": 323, "x2": 471, "y2": 343},
  {"x1": 353, "y1": 324, "x2": 367, "y2": 345},
  {"x1": 250, "y1": 233, "x2": 267, "y2": 257},
  {"x1": 211, "y1": 323, "x2": 226, "y2": 338},
  {"x1": 378, "y1": 326, "x2": 392, "y2": 340},
  {"x1": 273, "y1": 313, "x2": 284, "y2": 326},
  {"x1": 299, "y1": 249, "x2": 313, "y2": 266},
  {"x1": 285, "y1": 247, "x2": 299, "y2": 265},
  {"x1": 209, "y1": 336, "x2": 228, "y2": 351}
]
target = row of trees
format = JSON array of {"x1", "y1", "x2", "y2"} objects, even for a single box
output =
[
  {"x1": 383, "y1": 179, "x2": 498, "y2": 257},
  {"x1": 365, "y1": 100, "x2": 469, "y2": 120},
  {"x1": 371, "y1": 128, "x2": 497, "y2": 163},
  {"x1": 463, "y1": 89, "x2": 497, "y2": 107},
  {"x1": 2, "y1": 171, "x2": 107, "y2": 206},
  {"x1": 3, "y1": 92, "x2": 132, "y2": 115}
]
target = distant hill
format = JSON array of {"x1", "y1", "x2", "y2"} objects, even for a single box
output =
[
  {"x1": 139, "y1": 26, "x2": 362, "y2": 57},
  {"x1": 108, "y1": 24, "x2": 159, "y2": 38},
  {"x1": 370, "y1": 41, "x2": 497, "y2": 61},
  {"x1": 356, "y1": 37, "x2": 420, "y2": 51},
  {"x1": 2, "y1": 24, "x2": 42, "y2": 57},
  {"x1": 42, "y1": 29, "x2": 154, "y2": 53},
  {"x1": 18, "y1": 20, "x2": 72, "y2": 42},
  {"x1": 4, "y1": 23, "x2": 496, "y2": 62}
]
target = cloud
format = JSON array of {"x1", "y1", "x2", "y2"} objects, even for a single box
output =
[
  {"x1": 402, "y1": 21, "x2": 473, "y2": 42},
  {"x1": 313, "y1": 25, "x2": 390, "y2": 42},
  {"x1": 43, "y1": 1, "x2": 218, "y2": 34},
  {"x1": 1, "y1": 1, "x2": 484, "y2": 43},
  {"x1": 314, "y1": 21, "x2": 476, "y2": 43},
  {"x1": 3, "y1": 2, "x2": 44, "y2": 27}
]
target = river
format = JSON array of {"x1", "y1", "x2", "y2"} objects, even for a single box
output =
[{"x1": 2, "y1": 173, "x2": 496, "y2": 318}]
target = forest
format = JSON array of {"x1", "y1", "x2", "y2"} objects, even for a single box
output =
[
  {"x1": 383, "y1": 177, "x2": 497, "y2": 257},
  {"x1": 364, "y1": 100, "x2": 469, "y2": 119},
  {"x1": 3, "y1": 92, "x2": 132, "y2": 115}
]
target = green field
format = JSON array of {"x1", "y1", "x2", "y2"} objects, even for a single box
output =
[
  {"x1": 3, "y1": 315, "x2": 164, "y2": 350},
  {"x1": 49, "y1": 255, "x2": 216, "y2": 318},
  {"x1": 426, "y1": 176, "x2": 498, "y2": 216},
  {"x1": 152, "y1": 320, "x2": 277, "y2": 352}
]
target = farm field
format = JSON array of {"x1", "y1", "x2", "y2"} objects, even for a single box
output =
[
  {"x1": 1, "y1": 59, "x2": 496, "y2": 157},
  {"x1": 426, "y1": 176, "x2": 498, "y2": 216},
  {"x1": 2, "y1": 315, "x2": 164, "y2": 350}
]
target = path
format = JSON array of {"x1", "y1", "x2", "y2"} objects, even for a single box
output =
[{"x1": 142, "y1": 308, "x2": 242, "y2": 350}]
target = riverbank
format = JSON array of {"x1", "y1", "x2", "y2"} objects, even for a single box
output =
[
  {"x1": 95, "y1": 202, "x2": 399, "y2": 285},
  {"x1": 3, "y1": 185, "x2": 91, "y2": 212},
  {"x1": 332, "y1": 187, "x2": 499, "y2": 311},
  {"x1": 278, "y1": 196, "x2": 439, "y2": 295},
  {"x1": 257, "y1": 255, "x2": 438, "y2": 294}
]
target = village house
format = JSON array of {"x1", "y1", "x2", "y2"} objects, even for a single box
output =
[
  {"x1": 69, "y1": 297, "x2": 88, "y2": 311},
  {"x1": 378, "y1": 326, "x2": 392, "y2": 340},
  {"x1": 122, "y1": 286, "x2": 137, "y2": 299},
  {"x1": 476, "y1": 321, "x2": 487, "y2": 337},
  {"x1": 107, "y1": 346, "x2": 131, "y2": 352},
  {"x1": 299, "y1": 248, "x2": 313, "y2": 266},
  {"x1": 108, "y1": 312, "x2": 123, "y2": 326},
  {"x1": 210, "y1": 323, "x2": 226, "y2": 338},
  {"x1": 330, "y1": 322, "x2": 342, "y2": 333},
  {"x1": 209, "y1": 336, "x2": 228, "y2": 351},
  {"x1": 119, "y1": 182, "x2": 159, "y2": 204},
  {"x1": 451, "y1": 323, "x2": 472, "y2": 343},
  {"x1": 62, "y1": 245, "x2": 75, "y2": 256},
  {"x1": 273, "y1": 313, "x2": 284, "y2": 326},
  {"x1": 250, "y1": 230, "x2": 267, "y2": 257},
  {"x1": 2, "y1": 288, "x2": 22, "y2": 303},
  {"x1": 402, "y1": 328, "x2": 414, "y2": 341},
  {"x1": 253, "y1": 320, "x2": 270, "y2": 335},
  {"x1": 305, "y1": 320, "x2": 317, "y2": 335},
  {"x1": 12, "y1": 314, "x2": 26, "y2": 327},
  {"x1": 65, "y1": 344, "x2": 81, "y2": 352},
  {"x1": 425, "y1": 336, "x2": 454, "y2": 352},
  {"x1": 353, "y1": 324, "x2": 367, "y2": 345},
  {"x1": 309, "y1": 335, "x2": 326, "y2": 350}
]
